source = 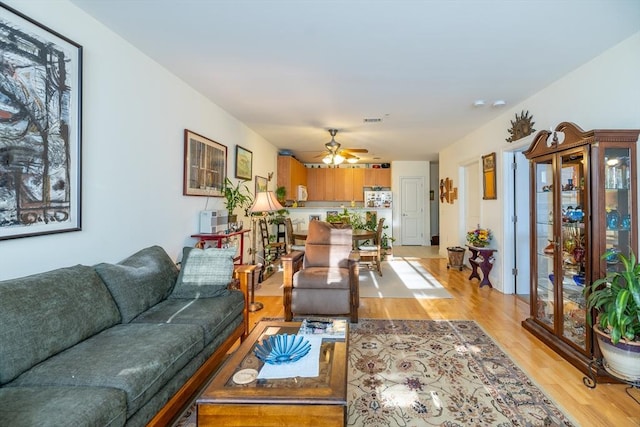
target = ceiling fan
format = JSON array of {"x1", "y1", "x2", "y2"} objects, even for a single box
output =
[{"x1": 316, "y1": 129, "x2": 368, "y2": 164}]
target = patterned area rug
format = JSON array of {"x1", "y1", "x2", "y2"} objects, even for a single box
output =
[
  {"x1": 175, "y1": 319, "x2": 574, "y2": 427},
  {"x1": 348, "y1": 319, "x2": 574, "y2": 427}
]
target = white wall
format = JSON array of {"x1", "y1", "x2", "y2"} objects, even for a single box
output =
[
  {"x1": 439, "y1": 32, "x2": 640, "y2": 292},
  {"x1": 0, "y1": 0, "x2": 279, "y2": 280}
]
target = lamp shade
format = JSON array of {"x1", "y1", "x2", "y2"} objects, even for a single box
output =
[{"x1": 249, "y1": 191, "x2": 283, "y2": 214}]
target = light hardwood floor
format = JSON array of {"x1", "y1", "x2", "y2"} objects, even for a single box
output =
[{"x1": 248, "y1": 249, "x2": 640, "y2": 427}]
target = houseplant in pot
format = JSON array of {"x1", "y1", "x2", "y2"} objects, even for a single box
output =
[
  {"x1": 584, "y1": 250, "x2": 640, "y2": 381},
  {"x1": 223, "y1": 177, "x2": 252, "y2": 224}
]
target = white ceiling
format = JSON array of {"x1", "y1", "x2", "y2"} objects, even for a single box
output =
[{"x1": 70, "y1": 0, "x2": 640, "y2": 164}]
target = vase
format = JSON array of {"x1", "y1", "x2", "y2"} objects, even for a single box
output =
[{"x1": 607, "y1": 210, "x2": 620, "y2": 229}]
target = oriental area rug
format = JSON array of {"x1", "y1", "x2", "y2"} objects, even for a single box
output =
[{"x1": 175, "y1": 319, "x2": 574, "y2": 427}]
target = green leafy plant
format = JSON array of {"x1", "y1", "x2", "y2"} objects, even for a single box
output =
[
  {"x1": 275, "y1": 186, "x2": 287, "y2": 203},
  {"x1": 584, "y1": 250, "x2": 640, "y2": 344},
  {"x1": 223, "y1": 177, "x2": 253, "y2": 218}
]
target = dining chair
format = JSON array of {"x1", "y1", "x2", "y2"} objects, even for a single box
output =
[
  {"x1": 357, "y1": 218, "x2": 385, "y2": 276},
  {"x1": 284, "y1": 217, "x2": 305, "y2": 252},
  {"x1": 258, "y1": 218, "x2": 286, "y2": 263}
]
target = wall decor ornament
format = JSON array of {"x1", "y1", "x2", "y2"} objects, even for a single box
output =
[
  {"x1": 0, "y1": 4, "x2": 83, "y2": 240},
  {"x1": 183, "y1": 129, "x2": 227, "y2": 197},
  {"x1": 235, "y1": 145, "x2": 253, "y2": 181},
  {"x1": 482, "y1": 152, "x2": 497, "y2": 200},
  {"x1": 439, "y1": 178, "x2": 458, "y2": 204},
  {"x1": 506, "y1": 110, "x2": 536, "y2": 142}
]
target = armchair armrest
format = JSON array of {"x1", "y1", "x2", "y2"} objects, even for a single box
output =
[{"x1": 281, "y1": 250, "x2": 305, "y2": 288}]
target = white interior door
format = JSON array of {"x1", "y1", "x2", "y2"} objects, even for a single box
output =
[{"x1": 400, "y1": 177, "x2": 424, "y2": 245}]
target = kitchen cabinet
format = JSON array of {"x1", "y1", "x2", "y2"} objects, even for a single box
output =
[
  {"x1": 277, "y1": 156, "x2": 307, "y2": 201},
  {"x1": 522, "y1": 122, "x2": 639, "y2": 378},
  {"x1": 307, "y1": 167, "x2": 364, "y2": 201},
  {"x1": 364, "y1": 168, "x2": 391, "y2": 187}
]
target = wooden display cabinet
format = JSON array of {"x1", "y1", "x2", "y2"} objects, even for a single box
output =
[{"x1": 522, "y1": 122, "x2": 639, "y2": 378}]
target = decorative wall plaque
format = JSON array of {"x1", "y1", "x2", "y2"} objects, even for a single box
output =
[{"x1": 506, "y1": 110, "x2": 536, "y2": 142}]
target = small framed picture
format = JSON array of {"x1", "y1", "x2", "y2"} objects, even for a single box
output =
[
  {"x1": 482, "y1": 152, "x2": 497, "y2": 200},
  {"x1": 235, "y1": 145, "x2": 253, "y2": 180},
  {"x1": 255, "y1": 176, "x2": 268, "y2": 194}
]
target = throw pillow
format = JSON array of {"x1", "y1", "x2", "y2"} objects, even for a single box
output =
[
  {"x1": 169, "y1": 246, "x2": 236, "y2": 299},
  {"x1": 94, "y1": 246, "x2": 179, "y2": 323}
]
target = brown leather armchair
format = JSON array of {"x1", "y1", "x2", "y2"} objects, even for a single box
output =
[{"x1": 282, "y1": 220, "x2": 359, "y2": 323}]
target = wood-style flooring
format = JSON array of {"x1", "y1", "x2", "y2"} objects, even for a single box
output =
[{"x1": 248, "y1": 249, "x2": 640, "y2": 427}]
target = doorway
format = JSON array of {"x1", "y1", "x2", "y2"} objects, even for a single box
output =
[
  {"x1": 502, "y1": 147, "x2": 532, "y2": 298},
  {"x1": 400, "y1": 176, "x2": 425, "y2": 245}
]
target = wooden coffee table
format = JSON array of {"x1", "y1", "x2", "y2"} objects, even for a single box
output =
[{"x1": 197, "y1": 320, "x2": 348, "y2": 427}]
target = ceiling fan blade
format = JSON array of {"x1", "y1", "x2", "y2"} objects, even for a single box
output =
[{"x1": 343, "y1": 148, "x2": 368, "y2": 153}]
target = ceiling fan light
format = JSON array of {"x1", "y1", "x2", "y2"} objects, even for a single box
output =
[
  {"x1": 334, "y1": 154, "x2": 345, "y2": 164},
  {"x1": 347, "y1": 157, "x2": 358, "y2": 164},
  {"x1": 322, "y1": 155, "x2": 332, "y2": 164}
]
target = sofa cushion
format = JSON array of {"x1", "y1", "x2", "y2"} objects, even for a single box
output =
[
  {"x1": 95, "y1": 246, "x2": 179, "y2": 323},
  {"x1": 169, "y1": 246, "x2": 235, "y2": 299},
  {"x1": 0, "y1": 386, "x2": 127, "y2": 427},
  {"x1": 11, "y1": 323, "x2": 203, "y2": 417},
  {"x1": 133, "y1": 290, "x2": 245, "y2": 345},
  {"x1": 0, "y1": 265, "x2": 120, "y2": 385}
]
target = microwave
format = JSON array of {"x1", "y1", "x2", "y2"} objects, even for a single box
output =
[{"x1": 297, "y1": 185, "x2": 308, "y2": 201}]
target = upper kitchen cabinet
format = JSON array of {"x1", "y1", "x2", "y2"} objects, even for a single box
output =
[
  {"x1": 277, "y1": 156, "x2": 307, "y2": 201},
  {"x1": 307, "y1": 167, "x2": 364, "y2": 201},
  {"x1": 364, "y1": 168, "x2": 391, "y2": 187}
]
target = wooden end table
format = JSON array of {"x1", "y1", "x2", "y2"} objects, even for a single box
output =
[
  {"x1": 197, "y1": 321, "x2": 348, "y2": 427},
  {"x1": 466, "y1": 245, "x2": 497, "y2": 288}
]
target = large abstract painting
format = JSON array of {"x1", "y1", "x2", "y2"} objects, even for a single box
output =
[{"x1": 0, "y1": 4, "x2": 83, "y2": 240}]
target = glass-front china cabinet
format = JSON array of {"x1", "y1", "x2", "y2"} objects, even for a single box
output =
[{"x1": 522, "y1": 122, "x2": 639, "y2": 378}]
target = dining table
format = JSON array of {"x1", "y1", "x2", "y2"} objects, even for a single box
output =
[{"x1": 292, "y1": 228, "x2": 376, "y2": 249}]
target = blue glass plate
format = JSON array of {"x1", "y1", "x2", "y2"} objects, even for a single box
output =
[{"x1": 254, "y1": 334, "x2": 311, "y2": 365}]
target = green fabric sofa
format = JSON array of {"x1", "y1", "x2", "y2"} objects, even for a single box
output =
[{"x1": 0, "y1": 246, "x2": 247, "y2": 427}]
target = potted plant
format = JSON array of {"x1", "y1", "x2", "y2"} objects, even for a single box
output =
[
  {"x1": 584, "y1": 250, "x2": 640, "y2": 381},
  {"x1": 223, "y1": 177, "x2": 252, "y2": 223},
  {"x1": 275, "y1": 186, "x2": 287, "y2": 204}
]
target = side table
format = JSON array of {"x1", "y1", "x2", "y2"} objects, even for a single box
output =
[{"x1": 466, "y1": 245, "x2": 497, "y2": 288}]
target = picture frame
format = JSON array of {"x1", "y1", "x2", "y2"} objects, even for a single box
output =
[
  {"x1": 255, "y1": 176, "x2": 268, "y2": 194},
  {"x1": 0, "y1": 4, "x2": 83, "y2": 240},
  {"x1": 183, "y1": 129, "x2": 227, "y2": 197},
  {"x1": 482, "y1": 152, "x2": 497, "y2": 200},
  {"x1": 235, "y1": 145, "x2": 253, "y2": 180}
]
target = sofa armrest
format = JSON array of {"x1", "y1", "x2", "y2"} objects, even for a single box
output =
[{"x1": 233, "y1": 264, "x2": 259, "y2": 339}]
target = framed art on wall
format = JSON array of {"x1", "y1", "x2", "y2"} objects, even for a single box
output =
[
  {"x1": 0, "y1": 4, "x2": 83, "y2": 240},
  {"x1": 255, "y1": 176, "x2": 268, "y2": 194},
  {"x1": 482, "y1": 152, "x2": 497, "y2": 200},
  {"x1": 235, "y1": 146, "x2": 253, "y2": 180},
  {"x1": 183, "y1": 129, "x2": 227, "y2": 197}
]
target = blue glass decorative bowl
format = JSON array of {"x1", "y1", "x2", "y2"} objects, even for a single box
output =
[
  {"x1": 573, "y1": 274, "x2": 586, "y2": 286},
  {"x1": 254, "y1": 334, "x2": 311, "y2": 365}
]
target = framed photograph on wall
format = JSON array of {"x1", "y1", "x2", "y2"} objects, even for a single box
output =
[
  {"x1": 255, "y1": 176, "x2": 268, "y2": 194},
  {"x1": 482, "y1": 152, "x2": 497, "y2": 200},
  {"x1": 0, "y1": 4, "x2": 83, "y2": 240},
  {"x1": 183, "y1": 129, "x2": 227, "y2": 197},
  {"x1": 235, "y1": 146, "x2": 253, "y2": 180}
]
